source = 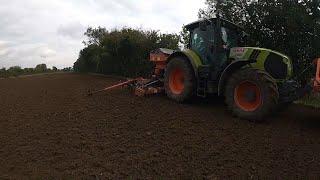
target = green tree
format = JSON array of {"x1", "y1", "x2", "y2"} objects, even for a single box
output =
[
  {"x1": 0, "y1": 68, "x2": 7, "y2": 77},
  {"x1": 158, "y1": 33, "x2": 180, "y2": 49},
  {"x1": 62, "y1": 67, "x2": 72, "y2": 72},
  {"x1": 83, "y1": 27, "x2": 107, "y2": 46},
  {"x1": 23, "y1": 68, "x2": 34, "y2": 74},
  {"x1": 179, "y1": 26, "x2": 190, "y2": 49},
  {"x1": 74, "y1": 27, "x2": 180, "y2": 77},
  {"x1": 35, "y1": 64, "x2": 47, "y2": 72},
  {"x1": 8, "y1": 66, "x2": 23, "y2": 76}
]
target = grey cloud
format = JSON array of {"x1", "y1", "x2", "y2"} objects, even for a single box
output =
[
  {"x1": 90, "y1": 0, "x2": 141, "y2": 15},
  {"x1": 0, "y1": 43, "x2": 57, "y2": 67},
  {"x1": 0, "y1": 0, "x2": 204, "y2": 68},
  {"x1": 57, "y1": 22, "x2": 86, "y2": 39},
  {"x1": 0, "y1": 41, "x2": 14, "y2": 58}
]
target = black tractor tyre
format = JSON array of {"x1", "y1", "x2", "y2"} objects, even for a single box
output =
[
  {"x1": 225, "y1": 68, "x2": 279, "y2": 121},
  {"x1": 164, "y1": 57, "x2": 196, "y2": 103}
]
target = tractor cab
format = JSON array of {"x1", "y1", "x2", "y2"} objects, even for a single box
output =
[
  {"x1": 185, "y1": 18, "x2": 247, "y2": 65},
  {"x1": 185, "y1": 18, "x2": 247, "y2": 76}
]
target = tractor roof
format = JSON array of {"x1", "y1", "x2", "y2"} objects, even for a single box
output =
[{"x1": 185, "y1": 18, "x2": 244, "y2": 31}]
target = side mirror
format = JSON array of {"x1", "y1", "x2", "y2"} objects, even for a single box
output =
[
  {"x1": 241, "y1": 31, "x2": 249, "y2": 39},
  {"x1": 241, "y1": 31, "x2": 249, "y2": 45}
]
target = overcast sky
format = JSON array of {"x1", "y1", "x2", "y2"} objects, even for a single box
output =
[{"x1": 0, "y1": 0, "x2": 205, "y2": 69}]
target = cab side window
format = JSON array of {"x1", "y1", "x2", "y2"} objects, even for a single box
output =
[
  {"x1": 191, "y1": 28, "x2": 206, "y2": 60},
  {"x1": 191, "y1": 24, "x2": 215, "y2": 65}
]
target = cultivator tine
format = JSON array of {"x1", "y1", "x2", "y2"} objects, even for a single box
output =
[
  {"x1": 88, "y1": 77, "x2": 164, "y2": 97},
  {"x1": 88, "y1": 78, "x2": 142, "y2": 96},
  {"x1": 143, "y1": 79, "x2": 160, "y2": 88}
]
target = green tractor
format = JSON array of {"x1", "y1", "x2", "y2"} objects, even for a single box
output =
[
  {"x1": 162, "y1": 18, "x2": 313, "y2": 121},
  {"x1": 93, "y1": 17, "x2": 319, "y2": 121}
]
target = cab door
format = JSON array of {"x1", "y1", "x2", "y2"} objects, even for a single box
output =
[{"x1": 190, "y1": 25, "x2": 216, "y2": 66}]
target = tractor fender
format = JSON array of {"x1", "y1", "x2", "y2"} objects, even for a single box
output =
[
  {"x1": 218, "y1": 59, "x2": 253, "y2": 96},
  {"x1": 167, "y1": 49, "x2": 203, "y2": 78}
]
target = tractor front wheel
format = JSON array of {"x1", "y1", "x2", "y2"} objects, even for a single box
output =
[
  {"x1": 225, "y1": 68, "x2": 279, "y2": 121},
  {"x1": 164, "y1": 57, "x2": 196, "y2": 102}
]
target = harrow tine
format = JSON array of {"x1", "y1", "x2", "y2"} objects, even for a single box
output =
[{"x1": 88, "y1": 78, "x2": 143, "y2": 96}]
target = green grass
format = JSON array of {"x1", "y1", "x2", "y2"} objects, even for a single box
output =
[{"x1": 296, "y1": 93, "x2": 320, "y2": 108}]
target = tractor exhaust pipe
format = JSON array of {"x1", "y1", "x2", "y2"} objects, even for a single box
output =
[{"x1": 314, "y1": 58, "x2": 320, "y2": 92}]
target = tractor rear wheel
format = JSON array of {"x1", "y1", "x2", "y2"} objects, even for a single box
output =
[
  {"x1": 164, "y1": 57, "x2": 196, "y2": 102},
  {"x1": 225, "y1": 68, "x2": 279, "y2": 121}
]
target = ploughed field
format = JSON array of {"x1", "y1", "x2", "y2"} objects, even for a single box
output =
[{"x1": 1, "y1": 73, "x2": 320, "y2": 179}]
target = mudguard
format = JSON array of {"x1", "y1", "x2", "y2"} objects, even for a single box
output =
[
  {"x1": 166, "y1": 49, "x2": 203, "y2": 78},
  {"x1": 218, "y1": 60, "x2": 253, "y2": 96}
]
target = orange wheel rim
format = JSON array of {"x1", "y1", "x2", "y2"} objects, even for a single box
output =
[
  {"x1": 234, "y1": 81, "x2": 262, "y2": 112},
  {"x1": 169, "y1": 68, "x2": 185, "y2": 94}
]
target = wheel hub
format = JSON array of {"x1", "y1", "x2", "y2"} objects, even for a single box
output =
[
  {"x1": 244, "y1": 90, "x2": 257, "y2": 102},
  {"x1": 234, "y1": 81, "x2": 262, "y2": 112},
  {"x1": 169, "y1": 68, "x2": 185, "y2": 94}
]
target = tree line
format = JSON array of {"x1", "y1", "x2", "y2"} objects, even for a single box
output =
[
  {"x1": 0, "y1": 64, "x2": 72, "y2": 78},
  {"x1": 74, "y1": 0, "x2": 320, "y2": 78},
  {"x1": 73, "y1": 27, "x2": 180, "y2": 77}
]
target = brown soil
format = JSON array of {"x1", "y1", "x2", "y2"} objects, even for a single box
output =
[{"x1": 1, "y1": 73, "x2": 320, "y2": 179}]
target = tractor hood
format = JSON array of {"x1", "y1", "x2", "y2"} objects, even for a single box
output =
[{"x1": 229, "y1": 47, "x2": 293, "y2": 80}]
